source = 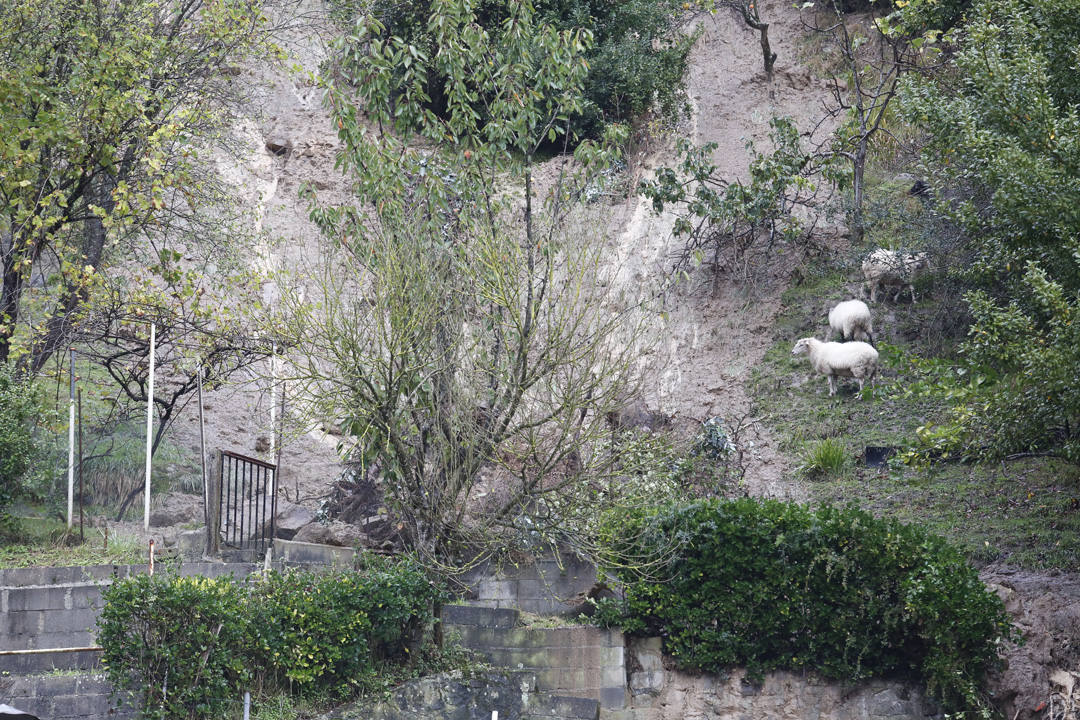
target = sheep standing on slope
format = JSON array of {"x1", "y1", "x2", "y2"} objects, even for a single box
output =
[
  {"x1": 828, "y1": 299, "x2": 874, "y2": 345},
  {"x1": 792, "y1": 337, "x2": 878, "y2": 397},
  {"x1": 862, "y1": 249, "x2": 929, "y2": 303}
]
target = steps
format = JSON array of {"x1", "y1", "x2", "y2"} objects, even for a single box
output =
[{"x1": 442, "y1": 604, "x2": 628, "y2": 713}]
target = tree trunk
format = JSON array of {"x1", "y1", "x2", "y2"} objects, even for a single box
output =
[
  {"x1": 851, "y1": 142, "x2": 867, "y2": 244},
  {"x1": 758, "y1": 23, "x2": 777, "y2": 81},
  {"x1": 0, "y1": 248, "x2": 24, "y2": 365}
]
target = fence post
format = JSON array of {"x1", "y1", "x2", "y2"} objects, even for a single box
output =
[{"x1": 206, "y1": 449, "x2": 222, "y2": 557}]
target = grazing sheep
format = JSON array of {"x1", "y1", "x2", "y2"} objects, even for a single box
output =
[
  {"x1": 862, "y1": 249, "x2": 929, "y2": 303},
  {"x1": 828, "y1": 299, "x2": 874, "y2": 345},
  {"x1": 792, "y1": 337, "x2": 878, "y2": 397}
]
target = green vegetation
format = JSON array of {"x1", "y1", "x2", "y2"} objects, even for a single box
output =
[
  {"x1": 98, "y1": 558, "x2": 450, "y2": 719},
  {"x1": 0, "y1": 366, "x2": 56, "y2": 533},
  {"x1": 799, "y1": 437, "x2": 849, "y2": 478},
  {"x1": 597, "y1": 498, "x2": 1015, "y2": 715},
  {"x1": 342, "y1": 0, "x2": 696, "y2": 142},
  {"x1": 750, "y1": 272, "x2": 1080, "y2": 572},
  {"x1": 0, "y1": 519, "x2": 144, "y2": 568},
  {"x1": 893, "y1": 0, "x2": 1080, "y2": 463}
]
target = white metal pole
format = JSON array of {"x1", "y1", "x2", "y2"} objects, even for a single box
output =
[
  {"x1": 67, "y1": 348, "x2": 75, "y2": 528},
  {"x1": 144, "y1": 322, "x2": 155, "y2": 531},
  {"x1": 268, "y1": 346, "x2": 276, "y2": 459}
]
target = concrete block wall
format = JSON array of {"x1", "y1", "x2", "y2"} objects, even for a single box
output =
[
  {"x1": 442, "y1": 604, "x2": 627, "y2": 711},
  {"x1": 0, "y1": 561, "x2": 259, "y2": 673},
  {"x1": 0, "y1": 672, "x2": 135, "y2": 720},
  {"x1": 458, "y1": 553, "x2": 599, "y2": 615}
]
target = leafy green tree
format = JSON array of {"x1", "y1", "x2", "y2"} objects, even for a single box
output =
[
  {"x1": 278, "y1": 0, "x2": 645, "y2": 567},
  {"x1": 352, "y1": 0, "x2": 697, "y2": 141},
  {"x1": 640, "y1": 116, "x2": 826, "y2": 288},
  {"x1": 898, "y1": 0, "x2": 1080, "y2": 459},
  {"x1": 0, "y1": 0, "x2": 277, "y2": 371}
]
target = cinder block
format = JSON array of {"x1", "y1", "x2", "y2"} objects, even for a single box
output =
[
  {"x1": 69, "y1": 584, "x2": 102, "y2": 609},
  {"x1": 477, "y1": 578, "x2": 517, "y2": 602},
  {"x1": 41, "y1": 607, "x2": 98, "y2": 633},
  {"x1": 37, "y1": 630, "x2": 96, "y2": 649},
  {"x1": 559, "y1": 668, "x2": 588, "y2": 691},
  {"x1": 6, "y1": 586, "x2": 69, "y2": 611},
  {"x1": 535, "y1": 668, "x2": 562, "y2": 690},
  {"x1": 552, "y1": 695, "x2": 602, "y2": 720},
  {"x1": 599, "y1": 685, "x2": 627, "y2": 710},
  {"x1": 1, "y1": 609, "x2": 44, "y2": 638},
  {"x1": 601, "y1": 665, "x2": 626, "y2": 688},
  {"x1": 600, "y1": 645, "x2": 624, "y2": 668}
]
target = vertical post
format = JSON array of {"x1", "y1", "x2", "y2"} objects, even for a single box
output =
[
  {"x1": 78, "y1": 388, "x2": 84, "y2": 541},
  {"x1": 197, "y1": 366, "x2": 208, "y2": 529},
  {"x1": 143, "y1": 322, "x2": 155, "y2": 531},
  {"x1": 206, "y1": 449, "x2": 222, "y2": 557},
  {"x1": 269, "y1": 346, "x2": 276, "y2": 459},
  {"x1": 243, "y1": 691, "x2": 251, "y2": 720},
  {"x1": 148, "y1": 539, "x2": 155, "y2": 576},
  {"x1": 67, "y1": 348, "x2": 75, "y2": 528}
]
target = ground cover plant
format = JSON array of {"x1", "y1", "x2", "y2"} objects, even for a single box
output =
[{"x1": 597, "y1": 498, "x2": 1016, "y2": 715}]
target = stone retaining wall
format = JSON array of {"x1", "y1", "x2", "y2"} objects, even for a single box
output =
[
  {"x1": 621, "y1": 637, "x2": 942, "y2": 720},
  {"x1": 321, "y1": 670, "x2": 600, "y2": 720}
]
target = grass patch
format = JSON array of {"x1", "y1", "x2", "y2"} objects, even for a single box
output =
[
  {"x1": 0, "y1": 516, "x2": 144, "y2": 568},
  {"x1": 799, "y1": 437, "x2": 849, "y2": 478},
  {"x1": 753, "y1": 272, "x2": 1080, "y2": 571},
  {"x1": 813, "y1": 458, "x2": 1080, "y2": 571}
]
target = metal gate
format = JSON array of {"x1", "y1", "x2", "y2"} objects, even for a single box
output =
[{"x1": 215, "y1": 450, "x2": 277, "y2": 553}]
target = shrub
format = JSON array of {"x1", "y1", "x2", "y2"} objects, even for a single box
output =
[
  {"x1": 249, "y1": 556, "x2": 447, "y2": 694},
  {"x1": 98, "y1": 573, "x2": 252, "y2": 720},
  {"x1": 598, "y1": 498, "x2": 1015, "y2": 715},
  {"x1": 0, "y1": 365, "x2": 53, "y2": 532},
  {"x1": 97, "y1": 560, "x2": 447, "y2": 718},
  {"x1": 897, "y1": 0, "x2": 1080, "y2": 461}
]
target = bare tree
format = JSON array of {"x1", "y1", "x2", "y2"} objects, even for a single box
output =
[
  {"x1": 804, "y1": 0, "x2": 917, "y2": 242},
  {"x1": 718, "y1": 0, "x2": 778, "y2": 81}
]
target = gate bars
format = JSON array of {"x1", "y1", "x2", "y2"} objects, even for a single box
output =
[{"x1": 216, "y1": 450, "x2": 277, "y2": 553}]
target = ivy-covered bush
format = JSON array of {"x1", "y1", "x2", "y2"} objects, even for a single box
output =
[
  {"x1": 249, "y1": 556, "x2": 447, "y2": 693},
  {"x1": 597, "y1": 498, "x2": 1015, "y2": 715},
  {"x1": 98, "y1": 559, "x2": 446, "y2": 719}
]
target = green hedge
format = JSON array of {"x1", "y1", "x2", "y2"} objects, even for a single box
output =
[
  {"x1": 98, "y1": 557, "x2": 446, "y2": 719},
  {"x1": 597, "y1": 499, "x2": 1016, "y2": 715}
]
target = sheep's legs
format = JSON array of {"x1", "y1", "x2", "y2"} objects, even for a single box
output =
[{"x1": 827, "y1": 375, "x2": 838, "y2": 396}]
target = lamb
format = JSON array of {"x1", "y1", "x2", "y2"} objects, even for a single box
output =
[
  {"x1": 792, "y1": 337, "x2": 878, "y2": 397},
  {"x1": 862, "y1": 249, "x2": 929, "y2": 303},
  {"x1": 828, "y1": 299, "x2": 874, "y2": 345}
]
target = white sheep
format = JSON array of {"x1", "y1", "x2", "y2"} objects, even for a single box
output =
[
  {"x1": 862, "y1": 249, "x2": 929, "y2": 303},
  {"x1": 828, "y1": 299, "x2": 874, "y2": 345},
  {"x1": 792, "y1": 337, "x2": 878, "y2": 397}
]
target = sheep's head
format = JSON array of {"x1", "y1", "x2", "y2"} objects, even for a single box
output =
[
  {"x1": 906, "y1": 252, "x2": 929, "y2": 270},
  {"x1": 792, "y1": 338, "x2": 814, "y2": 356}
]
